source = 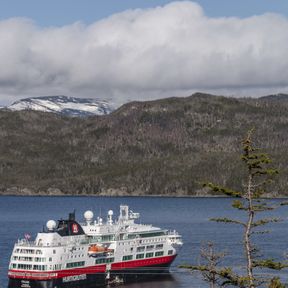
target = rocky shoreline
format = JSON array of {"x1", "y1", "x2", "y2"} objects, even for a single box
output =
[{"x1": 0, "y1": 186, "x2": 282, "y2": 198}]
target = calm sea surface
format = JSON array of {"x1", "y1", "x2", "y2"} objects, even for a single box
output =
[{"x1": 1, "y1": 196, "x2": 288, "y2": 287}]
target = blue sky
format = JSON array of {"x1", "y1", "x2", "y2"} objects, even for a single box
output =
[
  {"x1": 0, "y1": 1, "x2": 288, "y2": 104},
  {"x1": 1, "y1": 0, "x2": 288, "y2": 26}
]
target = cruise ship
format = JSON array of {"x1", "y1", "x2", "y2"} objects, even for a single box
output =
[{"x1": 8, "y1": 205, "x2": 183, "y2": 288}]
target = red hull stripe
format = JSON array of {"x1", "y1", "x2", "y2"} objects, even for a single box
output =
[
  {"x1": 8, "y1": 255, "x2": 176, "y2": 280},
  {"x1": 8, "y1": 265, "x2": 106, "y2": 280},
  {"x1": 111, "y1": 255, "x2": 176, "y2": 270}
]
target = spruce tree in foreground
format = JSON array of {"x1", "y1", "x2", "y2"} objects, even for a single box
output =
[
  {"x1": 181, "y1": 130, "x2": 287, "y2": 287},
  {"x1": 195, "y1": 242, "x2": 227, "y2": 288}
]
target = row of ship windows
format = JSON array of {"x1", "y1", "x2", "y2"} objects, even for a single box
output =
[
  {"x1": 137, "y1": 244, "x2": 163, "y2": 251},
  {"x1": 14, "y1": 242, "x2": 163, "y2": 257},
  {"x1": 90, "y1": 232, "x2": 165, "y2": 242},
  {"x1": 11, "y1": 263, "x2": 62, "y2": 271},
  {"x1": 89, "y1": 236, "x2": 166, "y2": 245},
  {"x1": 122, "y1": 250, "x2": 170, "y2": 261},
  {"x1": 123, "y1": 244, "x2": 163, "y2": 253},
  {"x1": 119, "y1": 243, "x2": 163, "y2": 248},
  {"x1": 11, "y1": 257, "x2": 87, "y2": 269},
  {"x1": 13, "y1": 253, "x2": 91, "y2": 263},
  {"x1": 64, "y1": 247, "x2": 85, "y2": 252},
  {"x1": 66, "y1": 261, "x2": 85, "y2": 268},
  {"x1": 94, "y1": 250, "x2": 172, "y2": 265},
  {"x1": 13, "y1": 254, "x2": 87, "y2": 263},
  {"x1": 14, "y1": 249, "x2": 43, "y2": 255},
  {"x1": 119, "y1": 238, "x2": 164, "y2": 246},
  {"x1": 68, "y1": 254, "x2": 85, "y2": 259},
  {"x1": 15, "y1": 247, "x2": 86, "y2": 254},
  {"x1": 95, "y1": 257, "x2": 114, "y2": 264},
  {"x1": 11, "y1": 264, "x2": 47, "y2": 270},
  {"x1": 90, "y1": 235, "x2": 114, "y2": 242},
  {"x1": 127, "y1": 232, "x2": 166, "y2": 239},
  {"x1": 12, "y1": 256, "x2": 47, "y2": 262},
  {"x1": 14, "y1": 249, "x2": 58, "y2": 255},
  {"x1": 66, "y1": 259, "x2": 114, "y2": 269},
  {"x1": 10, "y1": 250, "x2": 173, "y2": 271}
]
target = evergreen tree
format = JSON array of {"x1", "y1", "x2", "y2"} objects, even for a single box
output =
[
  {"x1": 182, "y1": 130, "x2": 287, "y2": 287},
  {"x1": 182, "y1": 242, "x2": 227, "y2": 288}
]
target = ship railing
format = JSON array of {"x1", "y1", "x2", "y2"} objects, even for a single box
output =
[
  {"x1": 16, "y1": 239, "x2": 65, "y2": 248},
  {"x1": 17, "y1": 239, "x2": 36, "y2": 246},
  {"x1": 167, "y1": 230, "x2": 180, "y2": 236}
]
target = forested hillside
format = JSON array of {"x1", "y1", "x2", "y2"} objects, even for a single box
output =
[{"x1": 0, "y1": 93, "x2": 288, "y2": 196}]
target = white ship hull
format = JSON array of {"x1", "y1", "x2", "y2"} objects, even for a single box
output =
[
  {"x1": 9, "y1": 255, "x2": 176, "y2": 288},
  {"x1": 8, "y1": 205, "x2": 182, "y2": 288}
]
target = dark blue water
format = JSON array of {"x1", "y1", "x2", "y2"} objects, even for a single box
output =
[{"x1": 1, "y1": 196, "x2": 288, "y2": 287}]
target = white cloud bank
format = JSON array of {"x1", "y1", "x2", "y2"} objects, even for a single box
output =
[{"x1": 0, "y1": 1, "x2": 288, "y2": 105}]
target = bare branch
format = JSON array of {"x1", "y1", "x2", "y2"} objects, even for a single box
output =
[{"x1": 210, "y1": 217, "x2": 246, "y2": 226}]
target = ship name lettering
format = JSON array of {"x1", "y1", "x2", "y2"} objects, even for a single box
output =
[
  {"x1": 63, "y1": 274, "x2": 87, "y2": 282},
  {"x1": 21, "y1": 280, "x2": 31, "y2": 288}
]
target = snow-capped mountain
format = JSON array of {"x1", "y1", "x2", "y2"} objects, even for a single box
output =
[{"x1": 6, "y1": 95, "x2": 115, "y2": 117}]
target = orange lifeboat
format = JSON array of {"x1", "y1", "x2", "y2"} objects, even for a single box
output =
[{"x1": 88, "y1": 245, "x2": 112, "y2": 257}]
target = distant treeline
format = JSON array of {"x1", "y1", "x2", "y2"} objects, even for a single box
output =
[{"x1": 0, "y1": 92, "x2": 288, "y2": 196}]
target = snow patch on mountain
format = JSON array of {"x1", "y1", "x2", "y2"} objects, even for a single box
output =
[{"x1": 6, "y1": 95, "x2": 114, "y2": 117}]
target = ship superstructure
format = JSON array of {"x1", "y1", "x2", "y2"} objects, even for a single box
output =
[{"x1": 8, "y1": 205, "x2": 183, "y2": 288}]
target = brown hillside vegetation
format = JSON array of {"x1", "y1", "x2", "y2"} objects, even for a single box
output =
[{"x1": 0, "y1": 92, "x2": 288, "y2": 196}]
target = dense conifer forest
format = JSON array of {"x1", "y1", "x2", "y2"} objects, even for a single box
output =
[{"x1": 0, "y1": 93, "x2": 288, "y2": 196}]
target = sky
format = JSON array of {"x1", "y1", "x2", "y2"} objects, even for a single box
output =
[{"x1": 0, "y1": 0, "x2": 288, "y2": 105}]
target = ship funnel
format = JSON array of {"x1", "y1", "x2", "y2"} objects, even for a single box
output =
[{"x1": 69, "y1": 210, "x2": 75, "y2": 221}]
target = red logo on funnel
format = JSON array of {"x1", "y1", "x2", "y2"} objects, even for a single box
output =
[{"x1": 72, "y1": 224, "x2": 79, "y2": 233}]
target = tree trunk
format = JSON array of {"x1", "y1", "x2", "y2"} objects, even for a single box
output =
[{"x1": 245, "y1": 172, "x2": 255, "y2": 288}]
